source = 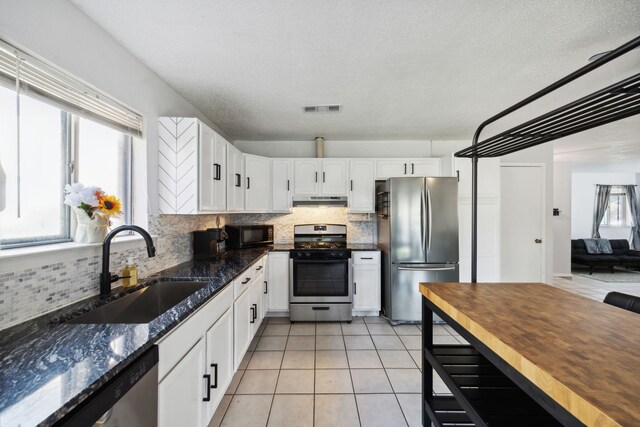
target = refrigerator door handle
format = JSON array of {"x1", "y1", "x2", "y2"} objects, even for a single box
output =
[
  {"x1": 422, "y1": 182, "x2": 428, "y2": 259},
  {"x1": 427, "y1": 186, "x2": 433, "y2": 253},
  {"x1": 397, "y1": 265, "x2": 457, "y2": 271}
]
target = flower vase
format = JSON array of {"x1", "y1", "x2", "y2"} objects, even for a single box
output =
[{"x1": 73, "y1": 207, "x2": 109, "y2": 243}]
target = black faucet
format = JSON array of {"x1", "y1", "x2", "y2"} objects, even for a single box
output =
[{"x1": 100, "y1": 225, "x2": 156, "y2": 298}]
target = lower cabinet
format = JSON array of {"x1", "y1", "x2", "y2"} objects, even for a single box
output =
[
  {"x1": 352, "y1": 251, "x2": 381, "y2": 315},
  {"x1": 157, "y1": 285, "x2": 234, "y2": 427},
  {"x1": 267, "y1": 252, "x2": 290, "y2": 314},
  {"x1": 233, "y1": 285, "x2": 252, "y2": 371}
]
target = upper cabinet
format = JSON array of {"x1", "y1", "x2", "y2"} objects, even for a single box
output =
[
  {"x1": 226, "y1": 144, "x2": 245, "y2": 212},
  {"x1": 348, "y1": 159, "x2": 375, "y2": 213},
  {"x1": 158, "y1": 117, "x2": 227, "y2": 214},
  {"x1": 272, "y1": 159, "x2": 293, "y2": 212},
  {"x1": 245, "y1": 154, "x2": 271, "y2": 212},
  {"x1": 454, "y1": 157, "x2": 500, "y2": 199},
  {"x1": 293, "y1": 159, "x2": 348, "y2": 196},
  {"x1": 375, "y1": 158, "x2": 441, "y2": 179}
]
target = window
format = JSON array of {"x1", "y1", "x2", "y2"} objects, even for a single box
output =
[
  {"x1": 0, "y1": 39, "x2": 141, "y2": 248},
  {"x1": 602, "y1": 187, "x2": 631, "y2": 227}
]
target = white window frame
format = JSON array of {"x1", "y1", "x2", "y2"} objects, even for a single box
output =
[{"x1": 601, "y1": 186, "x2": 631, "y2": 227}]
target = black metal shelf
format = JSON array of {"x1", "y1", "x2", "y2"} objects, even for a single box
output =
[{"x1": 424, "y1": 345, "x2": 563, "y2": 427}]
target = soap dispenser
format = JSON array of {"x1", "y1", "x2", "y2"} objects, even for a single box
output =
[{"x1": 122, "y1": 258, "x2": 138, "y2": 288}]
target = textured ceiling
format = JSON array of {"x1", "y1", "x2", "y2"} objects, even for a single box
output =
[{"x1": 71, "y1": 0, "x2": 639, "y2": 165}]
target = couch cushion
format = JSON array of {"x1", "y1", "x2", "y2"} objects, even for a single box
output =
[{"x1": 610, "y1": 239, "x2": 631, "y2": 254}]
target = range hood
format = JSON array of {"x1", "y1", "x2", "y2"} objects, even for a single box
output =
[{"x1": 292, "y1": 196, "x2": 348, "y2": 207}]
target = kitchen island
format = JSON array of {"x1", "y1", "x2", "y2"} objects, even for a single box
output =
[{"x1": 420, "y1": 282, "x2": 640, "y2": 427}]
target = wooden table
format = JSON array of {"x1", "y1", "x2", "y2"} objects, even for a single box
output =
[{"x1": 420, "y1": 282, "x2": 640, "y2": 427}]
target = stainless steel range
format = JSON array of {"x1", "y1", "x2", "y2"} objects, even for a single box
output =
[{"x1": 289, "y1": 224, "x2": 353, "y2": 322}]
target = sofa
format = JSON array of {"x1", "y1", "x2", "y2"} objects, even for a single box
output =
[{"x1": 571, "y1": 239, "x2": 640, "y2": 274}]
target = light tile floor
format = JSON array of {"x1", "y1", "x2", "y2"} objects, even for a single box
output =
[
  {"x1": 211, "y1": 316, "x2": 464, "y2": 427},
  {"x1": 551, "y1": 272, "x2": 640, "y2": 301}
]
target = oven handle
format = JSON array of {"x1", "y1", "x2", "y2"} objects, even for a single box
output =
[
  {"x1": 291, "y1": 259, "x2": 350, "y2": 264},
  {"x1": 312, "y1": 306, "x2": 330, "y2": 311}
]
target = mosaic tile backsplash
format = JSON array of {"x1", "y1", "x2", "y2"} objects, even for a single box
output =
[{"x1": 0, "y1": 214, "x2": 226, "y2": 330}]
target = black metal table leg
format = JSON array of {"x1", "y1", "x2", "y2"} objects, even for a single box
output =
[{"x1": 422, "y1": 297, "x2": 434, "y2": 427}]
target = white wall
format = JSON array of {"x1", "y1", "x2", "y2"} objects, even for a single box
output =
[
  {"x1": 234, "y1": 140, "x2": 431, "y2": 158},
  {"x1": 553, "y1": 162, "x2": 572, "y2": 277},
  {"x1": 571, "y1": 172, "x2": 636, "y2": 239}
]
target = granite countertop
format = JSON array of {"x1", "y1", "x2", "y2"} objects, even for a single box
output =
[{"x1": 0, "y1": 247, "x2": 269, "y2": 427}]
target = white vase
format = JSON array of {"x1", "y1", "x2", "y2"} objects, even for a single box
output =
[{"x1": 73, "y1": 207, "x2": 109, "y2": 243}]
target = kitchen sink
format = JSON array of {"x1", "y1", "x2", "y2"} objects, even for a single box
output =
[{"x1": 66, "y1": 281, "x2": 210, "y2": 324}]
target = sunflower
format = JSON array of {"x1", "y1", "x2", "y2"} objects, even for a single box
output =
[{"x1": 98, "y1": 194, "x2": 122, "y2": 215}]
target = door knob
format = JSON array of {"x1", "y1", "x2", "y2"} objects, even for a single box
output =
[{"x1": 535, "y1": 239, "x2": 542, "y2": 243}]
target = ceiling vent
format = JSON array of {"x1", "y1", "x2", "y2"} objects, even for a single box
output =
[{"x1": 303, "y1": 104, "x2": 342, "y2": 113}]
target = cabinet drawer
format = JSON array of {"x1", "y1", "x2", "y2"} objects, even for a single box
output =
[
  {"x1": 352, "y1": 251, "x2": 380, "y2": 265},
  {"x1": 157, "y1": 285, "x2": 233, "y2": 381},
  {"x1": 234, "y1": 255, "x2": 267, "y2": 298}
]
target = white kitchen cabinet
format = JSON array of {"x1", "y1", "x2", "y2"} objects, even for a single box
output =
[
  {"x1": 233, "y1": 285, "x2": 252, "y2": 371},
  {"x1": 158, "y1": 338, "x2": 206, "y2": 427},
  {"x1": 348, "y1": 159, "x2": 375, "y2": 213},
  {"x1": 272, "y1": 158, "x2": 293, "y2": 212},
  {"x1": 226, "y1": 144, "x2": 245, "y2": 211},
  {"x1": 249, "y1": 260, "x2": 266, "y2": 335},
  {"x1": 261, "y1": 258, "x2": 269, "y2": 320},
  {"x1": 352, "y1": 251, "x2": 381, "y2": 315},
  {"x1": 293, "y1": 159, "x2": 320, "y2": 195},
  {"x1": 267, "y1": 252, "x2": 290, "y2": 313},
  {"x1": 244, "y1": 154, "x2": 271, "y2": 212},
  {"x1": 454, "y1": 157, "x2": 500, "y2": 199},
  {"x1": 321, "y1": 159, "x2": 348, "y2": 196},
  {"x1": 199, "y1": 125, "x2": 227, "y2": 212},
  {"x1": 203, "y1": 307, "x2": 234, "y2": 423},
  {"x1": 375, "y1": 158, "x2": 441, "y2": 179}
]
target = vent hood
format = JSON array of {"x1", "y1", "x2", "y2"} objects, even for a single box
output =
[{"x1": 292, "y1": 196, "x2": 348, "y2": 207}]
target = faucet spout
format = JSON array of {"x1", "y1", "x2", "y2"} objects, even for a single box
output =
[{"x1": 101, "y1": 225, "x2": 156, "y2": 298}]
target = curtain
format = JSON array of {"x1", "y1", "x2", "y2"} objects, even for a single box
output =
[
  {"x1": 592, "y1": 184, "x2": 612, "y2": 238},
  {"x1": 625, "y1": 185, "x2": 640, "y2": 249}
]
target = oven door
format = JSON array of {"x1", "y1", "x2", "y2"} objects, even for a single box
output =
[{"x1": 290, "y1": 258, "x2": 352, "y2": 303}]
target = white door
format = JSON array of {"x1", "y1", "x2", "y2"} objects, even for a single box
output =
[
  {"x1": 268, "y1": 252, "x2": 290, "y2": 312},
  {"x1": 203, "y1": 308, "x2": 234, "y2": 424},
  {"x1": 501, "y1": 165, "x2": 544, "y2": 282},
  {"x1": 353, "y1": 265, "x2": 380, "y2": 312},
  {"x1": 198, "y1": 124, "x2": 216, "y2": 211},
  {"x1": 349, "y1": 160, "x2": 375, "y2": 213},
  {"x1": 321, "y1": 159, "x2": 348, "y2": 195},
  {"x1": 410, "y1": 159, "x2": 441, "y2": 177},
  {"x1": 211, "y1": 135, "x2": 227, "y2": 211},
  {"x1": 158, "y1": 338, "x2": 205, "y2": 427},
  {"x1": 233, "y1": 287, "x2": 252, "y2": 370},
  {"x1": 245, "y1": 154, "x2": 271, "y2": 211},
  {"x1": 272, "y1": 159, "x2": 292, "y2": 212},
  {"x1": 375, "y1": 159, "x2": 408, "y2": 179},
  {"x1": 294, "y1": 159, "x2": 320, "y2": 195}
]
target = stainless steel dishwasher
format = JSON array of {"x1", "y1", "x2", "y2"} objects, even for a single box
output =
[{"x1": 58, "y1": 346, "x2": 158, "y2": 427}]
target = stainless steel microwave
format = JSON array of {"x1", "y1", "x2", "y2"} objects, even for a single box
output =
[{"x1": 225, "y1": 225, "x2": 274, "y2": 249}]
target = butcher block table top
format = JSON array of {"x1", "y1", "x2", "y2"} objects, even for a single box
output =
[{"x1": 419, "y1": 282, "x2": 640, "y2": 427}]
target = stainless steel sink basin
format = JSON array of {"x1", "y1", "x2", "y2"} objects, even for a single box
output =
[{"x1": 66, "y1": 281, "x2": 210, "y2": 324}]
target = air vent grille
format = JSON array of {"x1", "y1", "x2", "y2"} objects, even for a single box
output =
[{"x1": 304, "y1": 104, "x2": 342, "y2": 113}]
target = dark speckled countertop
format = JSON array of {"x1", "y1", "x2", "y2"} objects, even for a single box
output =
[{"x1": 0, "y1": 247, "x2": 269, "y2": 427}]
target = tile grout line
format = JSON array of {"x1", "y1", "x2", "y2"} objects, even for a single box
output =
[
  {"x1": 263, "y1": 318, "x2": 290, "y2": 426},
  {"x1": 343, "y1": 319, "x2": 363, "y2": 427}
]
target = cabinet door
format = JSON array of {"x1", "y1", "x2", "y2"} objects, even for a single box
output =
[
  {"x1": 158, "y1": 338, "x2": 205, "y2": 427},
  {"x1": 234, "y1": 147, "x2": 246, "y2": 211},
  {"x1": 410, "y1": 159, "x2": 441, "y2": 177},
  {"x1": 233, "y1": 287, "x2": 252, "y2": 370},
  {"x1": 211, "y1": 135, "x2": 227, "y2": 211},
  {"x1": 348, "y1": 160, "x2": 375, "y2": 213},
  {"x1": 272, "y1": 159, "x2": 293, "y2": 212},
  {"x1": 203, "y1": 308, "x2": 234, "y2": 424},
  {"x1": 198, "y1": 124, "x2": 216, "y2": 211},
  {"x1": 353, "y1": 264, "x2": 381, "y2": 312},
  {"x1": 454, "y1": 157, "x2": 500, "y2": 199},
  {"x1": 226, "y1": 145, "x2": 244, "y2": 211},
  {"x1": 293, "y1": 159, "x2": 320, "y2": 195},
  {"x1": 250, "y1": 276, "x2": 263, "y2": 338},
  {"x1": 261, "y1": 258, "x2": 269, "y2": 318},
  {"x1": 267, "y1": 252, "x2": 290, "y2": 312},
  {"x1": 375, "y1": 159, "x2": 408, "y2": 179},
  {"x1": 245, "y1": 154, "x2": 271, "y2": 211},
  {"x1": 321, "y1": 159, "x2": 348, "y2": 196}
]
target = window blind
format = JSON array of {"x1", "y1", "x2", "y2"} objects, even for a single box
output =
[{"x1": 0, "y1": 39, "x2": 143, "y2": 138}]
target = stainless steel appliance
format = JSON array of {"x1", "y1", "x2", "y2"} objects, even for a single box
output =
[
  {"x1": 225, "y1": 224, "x2": 273, "y2": 249},
  {"x1": 376, "y1": 177, "x2": 459, "y2": 324},
  {"x1": 289, "y1": 224, "x2": 353, "y2": 322},
  {"x1": 59, "y1": 346, "x2": 158, "y2": 426}
]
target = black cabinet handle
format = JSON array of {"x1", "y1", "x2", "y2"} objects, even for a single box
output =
[
  {"x1": 235, "y1": 173, "x2": 241, "y2": 187},
  {"x1": 250, "y1": 306, "x2": 255, "y2": 323},
  {"x1": 242, "y1": 277, "x2": 251, "y2": 284},
  {"x1": 210, "y1": 363, "x2": 218, "y2": 389},
  {"x1": 323, "y1": 171, "x2": 326, "y2": 183},
  {"x1": 246, "y1": 176, "x2": 250, "y2": 189},
  {"x1": 253, "y1": 304, "x2": 258, "y2": 320},
  {"x1": 255, "y1": 265, "x2": 263, "y2": 271},
  {"x1": 312, "y1": 306, "x2": 330, "y2": 311},
  {"x1": 404, "y1": 163, "x2": 407, "y2": 174},
  {"x1": 264, "y1": 280, "x2": 268, "y2": 294},
  {"x1": 456, "y1": 170, "x2": 460, "y2": 182},
  {"x1": 287, "y1": 179, "x2": 290, "y2": 191},
  {"x1": 354, "y1": 281, "x2": 357, "y2": 294},
  {"x1": 411, "y1": 163, "x2": 415, "y2": 174},
  {"x1": 350, "y1": 180, "x2": 353, "y2": 191},
  {"x1": 315, "y1": 172, "x2": 318, "y2": 183},
  {"x1": 203, "y1": 374, "x2": 211, "y2": 401},
  {"x1": 213, "y1": 163, "x2": 221, "y2": 180}
]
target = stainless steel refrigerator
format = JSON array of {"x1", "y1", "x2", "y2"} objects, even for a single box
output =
[{"x1": 376, "y1": 177, "x2": 459, "y2": 324}]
